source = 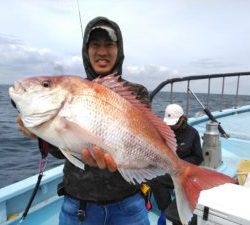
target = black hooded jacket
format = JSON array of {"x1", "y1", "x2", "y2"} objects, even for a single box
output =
[{"x1": 49, "y1": 17, "x2": 151, "y2": 202}]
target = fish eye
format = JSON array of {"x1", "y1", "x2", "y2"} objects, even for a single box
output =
[{"x1": 42, "y1": 80, "x2": 51, "y2": 88}]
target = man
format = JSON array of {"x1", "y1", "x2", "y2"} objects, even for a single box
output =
[
  {"x1": 149, "y1": 104, "x2": 203, "y2": 225},
  {"x1": 17, "y1": 17, "x2": 150, "y2": 225},
  {"x1": 164, "y1": 104, "x2": 203, "y2": 165}
]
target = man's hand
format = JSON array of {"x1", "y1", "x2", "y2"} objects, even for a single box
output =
[
  {"x1": 81, "y1": 146, "x2": 117, "y2": 172},
  {"x1": 16, "y1": 115, "x2": 36, "y2": 139}
]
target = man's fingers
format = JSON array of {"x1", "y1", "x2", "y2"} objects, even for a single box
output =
[
  {"x1": 81, "y1": 148, "x2": 97, "y2": 167},
  {"x1": 93, "y1": 146, "x2": 106, "y2": 169},
  {"x1": 22, "y1": 127, "x2": 36, "y2": 139},
  {"x1": 16, "y1": 115, "x2": 36, "y2": 139},
  {"x1": 16, "y1": 115, "x2": 22, "y2": 124},
  {"x1": 81, "y1": 146, "x2": 118, "y2": 172},
  {"x1": 104, "y1": 153, "x2": 117, "y2": 172}
]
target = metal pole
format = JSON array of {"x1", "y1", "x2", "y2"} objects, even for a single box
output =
[
  {"x1": 220, "y1": 77, "x2": 225, "y2": 112},
  {"x1": 186, "y1": 81, "x2": 190, "y2": 116},
  {"x1": 170, "y1": 83, "x2": 173, "y2": 103},
  {"x1": 207, "y1": 78, "x2": 211, "y2": 108},
  {"x1": 188, "y1": 88, "x2": 230, "y2": 138},
  {"x1": 234, "y1": 76, "x2": 240, "y2": 108}
]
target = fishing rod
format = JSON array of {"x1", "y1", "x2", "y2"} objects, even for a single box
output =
[
  {"x1": 188, "y1": 88, "x2": 230, "y2": 139},
  {"x1": 76, "y1": 0, "x2": 84, "y2": 40}
]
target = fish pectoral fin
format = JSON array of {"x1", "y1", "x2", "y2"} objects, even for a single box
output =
[
  {"x1": 118, "y1": 166, "x2": 166, "y2": 184},
  {"x1": 59, "y1": 148, "x2": 85, "y2": 170}
]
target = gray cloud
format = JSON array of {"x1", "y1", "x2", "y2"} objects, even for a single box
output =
[
  {"x1": 123, "y1": 64, "x2": 179, "y2": 91},
  {"x1": 190, "y1": 58, "x2": 243, "y2": 70},
  {"x1": 0, "y1": 35, "x2": 84, "y2": 84},
  {"x1": 0, "y1": 34, "x2": 22, "y2": 45}
]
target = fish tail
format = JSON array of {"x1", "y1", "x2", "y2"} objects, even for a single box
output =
[{"x1": 172, "y1": 161, "x2": 235, "y2": 225}]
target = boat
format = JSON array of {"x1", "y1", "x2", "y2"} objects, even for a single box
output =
[{"x1": 1, "y1": 72, "x2": 250, "y2": 225}]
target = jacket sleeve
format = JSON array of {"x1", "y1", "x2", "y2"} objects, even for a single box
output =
[
  {"x1": 136, "y1": 85, "x2": 151, "y2": 106},
  {"x1": 177, "y1": 128, "x2": 203, "y2": 165},
  {"x1": 190, "y1": 129, "x2": 204, "y2": 165},
  {"x1": 126, "y1": 82, "x2": 151, "y2": 107}
]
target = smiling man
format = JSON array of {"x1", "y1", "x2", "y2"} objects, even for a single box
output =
[
  {"x1": 82, "y1": 17, "x2": 125, "y2": 80},
  {"x1": 87, "y1": 27, "x2": 118, "y2": 75}
]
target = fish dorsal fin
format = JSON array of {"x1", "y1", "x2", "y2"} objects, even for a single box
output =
[
  {"x1": 93, "y1": 74, "x2": 177, "y2": 152},
  {"x1": 93, "y1": 73, "x2": 129, "y2": 94}
]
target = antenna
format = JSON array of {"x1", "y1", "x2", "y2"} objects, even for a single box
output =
[{"x1": 76, "y1": 0, "x2": 84, "y2": 40}]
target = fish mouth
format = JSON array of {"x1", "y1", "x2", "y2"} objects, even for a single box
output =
[
  {"x1": 10, "y1": 98, "x2": 20, "y2": 113},
  {"x1": 11, "y1": 99, "x2": 17, "y2": 109}
]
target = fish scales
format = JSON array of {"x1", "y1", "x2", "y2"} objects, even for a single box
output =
[{"x1": 63, "y1": 90, "x2": 172, "y2": 170}]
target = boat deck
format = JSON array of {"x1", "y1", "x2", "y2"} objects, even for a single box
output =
[{"x1": 191, "y1": 105, "x2": 250, "y2": 177}]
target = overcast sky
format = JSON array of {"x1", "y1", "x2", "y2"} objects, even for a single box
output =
[{"x1": 1, "y1": 0, "x2": 250, "y2": 93}]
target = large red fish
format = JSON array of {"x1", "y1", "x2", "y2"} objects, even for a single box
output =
[{"x1": 9, "y1": 74, "x2": 235, "y2": 224}]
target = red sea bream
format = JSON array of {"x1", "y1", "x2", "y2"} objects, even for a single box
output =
[{"x1": 9, "y1": 74, "x2": 235, "y2": 225}]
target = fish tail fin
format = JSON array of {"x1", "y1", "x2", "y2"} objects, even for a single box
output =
[{"x1": 173, "y1": 161, "x2": 235, "y2": 225}]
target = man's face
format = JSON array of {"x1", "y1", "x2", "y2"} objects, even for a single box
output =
[{"x1": 88, "y1": 39, "x2": 118, "y2": 76}]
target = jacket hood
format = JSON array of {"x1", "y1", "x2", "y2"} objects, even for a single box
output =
[{"x1": 82, "y1": 17, "x2": 124, "y2": 80}]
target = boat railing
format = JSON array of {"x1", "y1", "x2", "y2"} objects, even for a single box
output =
[
  {"x1": 149, "y1": 71, "x2": 250, "y2": 117},
  {"x1": 0, "y1": 165, "x2": 63, "y2": 224}
]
